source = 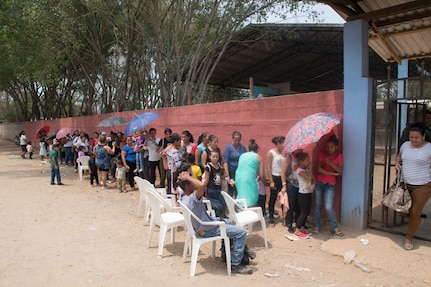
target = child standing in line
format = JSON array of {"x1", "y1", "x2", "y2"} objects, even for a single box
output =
[
  {"x1": 26, "y1": 141, "x2": 34, "y2": 159},
  {"x1": 134, "y1": 130, "x2": 146, "y2": 173},
  {"x1": 48, "y1": 144, "x2": 63, "y2": 185},
  {"x1": 77, "y1": 145, "x2": 86, "y2": 158},
  {"x1": 313, "y1": 135, "x2": 344, "y2": 236},
  {"x1": 39, "y1": 137, "x2": 48, "y2": 162},
  {"x1": 88, "y1": 152, "x2": 99, "y2": 187},
  {"x1": 115, "y1": 160, "x2": 127, "y2": 193},
  {"x1": 294, "y1": 152, "x2": 315, "y2": 239},
  {"x1": 203, "y1": 150, "x2": 226, "y2": 217},
  {"x1": 185, "y1": 153, "x2": 202, "y2": 180}
]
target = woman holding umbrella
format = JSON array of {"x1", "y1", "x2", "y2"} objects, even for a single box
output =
[{"x1": 121, "y1": 135, "x2": 137, "y2": 190}]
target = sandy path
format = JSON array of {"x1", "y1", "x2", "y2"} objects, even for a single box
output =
[{"x1": 1, "y1": 139, "x2": 430, "y2": 287}]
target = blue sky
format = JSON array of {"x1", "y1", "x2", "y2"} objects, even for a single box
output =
[{"x1": 267, "y1": 3, "x2": 345, "y2": 24}]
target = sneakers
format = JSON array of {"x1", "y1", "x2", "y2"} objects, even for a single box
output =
[
  {"x1": 311, "y1": 227, "x2": 320, "y2": 234},
  {"x1": 404, "y1": 240, "x2": 414, "y2": 250},
  {"x1": 138, "y1": 169, "x2": 143, "y2": 172},
  {"x1": 301, "y1": 229, "x2": 312, "y2": 235},
  {"x1": 294, "y1": 231, "x2": 310, "y2": 239},
  {"x1": 232, "y1": 264, "x2": 253, "y2": 274},
  {"x1": 58, "y1": 183, "x2": 64, "y2": 186}
]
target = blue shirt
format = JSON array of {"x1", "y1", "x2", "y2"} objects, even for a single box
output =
[
  {"x1": 122, "y1": 145, "x2": 136, "y2": 163},
  {"x1": 223, "y1": 143, "x2": 246, "y2": 174},
  {"x1": 180, "y1": 192, "x2": 217, "y2": 232}
]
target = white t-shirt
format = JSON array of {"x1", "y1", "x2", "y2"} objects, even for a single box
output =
[
  {"x1": 147, "y1": 138, "x2": 161, "y2": 161},
  {"x1": 20, "y1": 134, "x2": 27, "y2": 145},
  {"x1": 400, "y1": 141, "x2": 431, "y2": 185},
  {"x1": 269, "y1": 149, "x2": 284, "y2": 176},
  {"x1": 296, "y1": 167, "x2": 312, "y2": 194}
]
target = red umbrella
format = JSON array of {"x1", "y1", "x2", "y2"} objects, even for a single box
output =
[
  {"x1": 36, "y1": 126, "x2": 50, "y2": 139},
  {"x1": 283, "y1": 112, "x2": 342, "y2": 154}
]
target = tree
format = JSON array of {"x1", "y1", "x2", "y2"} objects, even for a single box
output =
[{"x1": 0, "y1": 0, "x2": 320, "y2": 121}]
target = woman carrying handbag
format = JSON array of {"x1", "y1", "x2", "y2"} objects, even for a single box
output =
[{"x1": 395, "y1": 122, "x2": 431, "y2": 250}]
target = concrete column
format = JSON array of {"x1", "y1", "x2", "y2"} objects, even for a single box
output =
[
  {"x1": 341, "y1": 20, "x2": 373, "y2": 229},
  {"x1": 397, "y1": 60, "x2": 409, "y2": 145}
]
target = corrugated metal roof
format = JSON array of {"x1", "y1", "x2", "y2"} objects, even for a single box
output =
[
  {"x1": 319, "y1": 0, "x2": 431, "y2": 63},
  {"x1": 207, "y1": 24, "x2": 400, "y2": 92}
]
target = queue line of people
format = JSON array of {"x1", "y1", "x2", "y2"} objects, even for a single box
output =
[
  {"x1": 21, "y1": 118, "x2": 431, "y2": 255},
  {"x1": 24, "y1": 126, "x2": 346, "y2": 239}
]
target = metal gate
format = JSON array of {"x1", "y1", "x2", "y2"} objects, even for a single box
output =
[{"x1": 368, "y1": 74, "x2": 431, "y2": 242}]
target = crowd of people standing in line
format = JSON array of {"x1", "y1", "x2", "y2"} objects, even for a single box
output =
[
  {"x1": 20, "y1": 127, "x2": 346, "y2": 239},
  {"x1": 17, "y1": 116, "x2": 431, "y2": 266}
]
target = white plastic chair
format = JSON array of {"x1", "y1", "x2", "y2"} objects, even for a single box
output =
[
  {"x1": 178, "y1": 201, "x2": 231, "y2": 276},
  {"x1": 146, "y1": 188, "x2": 185, "y2": 258},
  {"x1": 221, "y1": 191, "x2": 268, "y2": 249},
  {"x1": 76, "y1": 156, "x2": 90, "y2": 181},
  {"x1": 203, "y1": 199, "x2": 216, "y2": 217},
  {"x1": 135, "y1": 177, "x2": 177, "y2": 223}
]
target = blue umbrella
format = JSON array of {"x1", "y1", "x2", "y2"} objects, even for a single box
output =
[{"x1": 125, "y1": 112, "x2": 160, "y2": 135}]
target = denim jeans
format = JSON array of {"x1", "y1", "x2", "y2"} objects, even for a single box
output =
[
  {"x1": 202, "y1": 218, "x2": 246, "y2": 265},
  {"x1": 63, "y1": 147, "x2": 72, "y2": 165},
  {"x1": 135, "y1": 152, "x2": 144, "y2": 170},
  {"x1": 207, "y1": 188, "x2": 226, "y2": 217},
  {"x1": 51, "y1": 167, "x2": 61, "y2": 184},
  {"x1": 314, "y1": 181, "x2": 338, "y2": 230}
]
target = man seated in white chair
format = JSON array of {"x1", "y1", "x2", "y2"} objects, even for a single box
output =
[{"x1": 176, "y1": 164, "x2": 255, "y2": 275}]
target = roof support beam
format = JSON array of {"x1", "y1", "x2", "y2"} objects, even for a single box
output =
[
  {"x1": 347, "y1": 0, "x2": 431, "y2": 22},
  {"x1": 374, "y1": 11, "x2": 431, "y2": 27},
  {"x1": 370, "y1": 24, "x2": 431, "y2": 39},
  {"x1": 369, "y1": 22, "x2": 401, "y2": 64}
]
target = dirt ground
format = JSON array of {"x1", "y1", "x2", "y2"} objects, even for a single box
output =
[{"x1": 1, "y1": 138, "x2": 431, "y2": 287}]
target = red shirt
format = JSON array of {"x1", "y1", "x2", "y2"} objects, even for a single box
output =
[{"x1": 315, "y1": 152, "x2": 343, "y2": 184}]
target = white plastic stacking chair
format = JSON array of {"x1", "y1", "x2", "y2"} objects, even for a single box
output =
[
  {"x1": 135, "y1": 177, "x2": 176, "y2": 223},
  {"x1": 221, "y1": 191, "x2": 268, "y2": 249},
  {"x1": 179, "y1": 201, "x2": 231, "y2": 276},
  {"x1": 146, "y1": 188, "x2": 185, "y2": 258},
  {"x1": 76, "y1": 156, "x2": 90, "y2": 181}
]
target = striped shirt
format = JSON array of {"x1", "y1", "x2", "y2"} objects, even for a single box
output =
[{"x1": 400, "y1": 141, "x2": 431, "y2": 185}]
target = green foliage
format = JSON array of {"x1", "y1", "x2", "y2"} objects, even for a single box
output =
[{"x1": 0, "y1": 0, "x2": 319, "y2": 121}]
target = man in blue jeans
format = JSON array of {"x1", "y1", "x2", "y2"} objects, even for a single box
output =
[{"x1": 177, "y1": 165, "x2": 254, "y2": 274}]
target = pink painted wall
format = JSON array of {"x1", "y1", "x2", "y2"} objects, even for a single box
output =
[{"x1": 23, "y1": 90, "x2": 344, "y2": 219}]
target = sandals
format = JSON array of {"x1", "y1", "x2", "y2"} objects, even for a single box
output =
[
  {"x1": 311, "y1": 227, "x2": 320, "y2": 234},
  {"x1": 333, "y1": 228, "x2": 344, "y2": 237}
]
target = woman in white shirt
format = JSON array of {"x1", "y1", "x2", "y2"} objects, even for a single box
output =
[
  {"x1": 396, "y1": 122, "x2": 431, "y2": 250},
  {"x1": 265, "y1": 136, "x2": 285, "y2": 225}
]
